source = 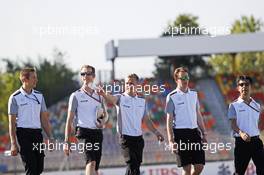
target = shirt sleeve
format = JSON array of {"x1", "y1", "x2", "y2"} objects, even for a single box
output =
[
  {"x1": 114, "y1": 94, "x2": 122, "y2": 105},
  {"x1": 8, "y1": 96, "x2": 18, "y2": 115},
  {"x1": 68, "y1": 93, "x2": 78, "y2": 113},
  {"x1": 228, "y1": 104, "x2": 236, "y2": 119},
  {"x1": 40, "y1": 96, "x2": 48, "y2": 112},
  {"x1": 165, "y1": 95, "x2": 175, "y2": 116}
]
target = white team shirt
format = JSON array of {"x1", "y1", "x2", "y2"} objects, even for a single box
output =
[
  {"x1": 228, "y1": 97, "x2": 261, "y2": 137},
  {"x1": 8, "y1": 87, "x2": 47, "y2": 129},
  {"x1": 115, "y1": 93, "x2": 147, "y2": 136},
  {"x1": 165, "y1": 88, "x2": 199, "y2": 129},
  {"x1": 68, "y1": 89, "x2": 103, "y2": 129}
]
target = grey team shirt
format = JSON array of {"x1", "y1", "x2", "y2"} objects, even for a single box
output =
[
  {"x1": 8, "y1": 88, "x2": 47, "y2": 128},
  {"x1": 228, "y1": 97, "x2": 261, "y2": 137},
  {"x1": 68, "y1": 89, "x2": 103, "y2": 129},
  {"x1": 165, "y1": 88, "x2": 200, "y2": 129},
  {"x1": 115, "y1": 93, "x2": 147, "y2": 136}
]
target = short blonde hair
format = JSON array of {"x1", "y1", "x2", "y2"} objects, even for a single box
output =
[
  {"x1": 80, "y1": 65, "x2": 95, "y2": 74},
  {"x1": 127, "y1": 73, "x2": 139, "y2": 81},
  {"x1": 19, "y1": 67, "x2": 36, "y2": 81}
]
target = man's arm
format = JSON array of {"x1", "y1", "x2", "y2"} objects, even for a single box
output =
[
  {"x1": 97, "y1": 87, "x2": 119, "y2": 105},
  {"x1": 166, "y1": 113, "x2": 174, "y2": 143},
  {"x1": 40, "y1": 111, "x2": 52, "y2": 139},
  {"x1": 258, "y1": 105, "x2": 264, "y2": 130},
  {"x1": 64, "y1": 111, "x2": 75, "y2": 143},
  {"x1": 40, "y1": 97, "x2": 53, "y2": 139},
  {"x1": 9, "y1": 114, "x2": 19, "y2": 156},
  {"x1": 230, "y1": 119, "x2": 241, "y2": 134},
  {"x1": 196, "y1": 106, "x2": 207, "y2": 139},
  {"x1": 64, "y1": 93, "x2": 78, "y2": 155},
  {"x1": 64, "y1": 111, "x2": 75, "y2": 156},
  {"x1": 228, "y1": 104, "x2": 251, "y2": 142},
  {"x1": 143, "y1": 114, "x2": 164, "y2": 141},
  {"x1": 8, "y1": 96, "x2": 19, "y2": 156},
  {"x1": 164, "y1": 96, "x2": 175, "y2": 143}
]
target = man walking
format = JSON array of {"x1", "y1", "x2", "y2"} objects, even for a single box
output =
[
  {"x1": 165, "y1": 67, "x2": 207, "y2": 175},
  {"x1": 64, "y1": 65, "x2": 108, "y2": 175},
  {"x1": 99, "y1": 73, "x2": 164, "y2": 175},
  {"x1": 8, "y1": 67, "x2": 53, "y2": 175},
  {"x1": 228, "y1": 75, "x2": 264, "y2": 175}
]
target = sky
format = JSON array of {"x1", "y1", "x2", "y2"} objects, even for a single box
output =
[{"x1": 1, "y1": 0, "x2": 264, "y2": 79}]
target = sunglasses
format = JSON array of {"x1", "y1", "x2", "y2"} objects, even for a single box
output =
[
  {"x1": 238, "y1": 82, "x2": 250, "y2": 87},
  {"x1": 126, "y1": 82, "x2": 135, "y2": 86},
  {"x1": 80, "y1": 72, "x2": 94, "y2": 76},
  {"x1": 178, "y1": 76, "x2": 190, "y2": 81}
]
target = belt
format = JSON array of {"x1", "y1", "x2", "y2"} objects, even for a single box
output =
[
  {"x1": 17, "y1": 127, "x2": 42, "y2": 131},
  {"x1": 235, "y1": 135, "x2": 259, "y2": 140}
]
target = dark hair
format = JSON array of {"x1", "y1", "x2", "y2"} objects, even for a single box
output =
[
  {"x1": 236, "y1": 75, "x2": 253, "y2": 85},
  {"x1": 173, "y1": 67, "x2": 189, "y2": 80}
]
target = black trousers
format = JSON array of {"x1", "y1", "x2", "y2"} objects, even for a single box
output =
[
  {"x1": 16, "y1": 128, "x2": 45, "y2": 175},
  {"x1": 75, "y1": 127, "x2": 103, "y2": 171},
  {"x1": 234, "y1": 136, "x2": 264, "y2": 175},
  {"x1": 173, "y1": 128, "x2": 205, "y2": 167},
  {"x1": 119, "y1": 135, "x2": 144, "y2": 175}
]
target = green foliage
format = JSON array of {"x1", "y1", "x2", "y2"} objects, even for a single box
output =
[
  {"x1": 0, "y1": 49, "x2": 79, "y2": 109},
  {"x1": 36, "y1": 57, "x2": 79, "y2": 107},
  {"x1": 209, "y1": 16, "x2": 264, "y2": 74},
  {"x1": 0, "y1": 71, "x2": 20, "y2": 130},
  {"x1": 154, "y1": 14, "x2": 211, "y2": 80}
]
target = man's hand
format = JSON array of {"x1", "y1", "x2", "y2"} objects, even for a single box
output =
[
  {"x1": 169, "y1": 140, "x2": 178, "y2": 154},
  {"x1": 10, "y1": 142, "x2": 19, "y2": 156},
  {"x1": 48, "y1": 138, "x2": 55, "y2": 152},
  {"x1": 155, "y1": 131, "x2": 165, "y2": 143},
  {"x1": 96, "y1": 86, "x2": 106, "y2": 97},
  {"x1": 202, "y1": 132, "x2": 208, "y2": 143},
  {"x1": 63, "y1": 142, "x2": 71, "y2": 156},
  {"x1": 239, "y1": 130, "x2": 251, "y2": 142}
]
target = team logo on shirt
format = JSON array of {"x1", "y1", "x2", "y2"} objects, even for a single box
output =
[
  {"x1": 80, "y1": 100, "x2": 88, "y2": 103},
  {"x1": 238, "y1": 109, "x2": 246, "y2": 112},
  {"x1": 20, "y1": 103, "x2": 28, "y2": 106},
  {"x1": 122, "y1": 105, "x2": 131, "y2": 108},
  {"x1": 177, "y1": 102, "x2": 185, "y2": 105}
]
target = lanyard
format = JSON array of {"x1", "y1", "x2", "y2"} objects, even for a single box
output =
[
  {"x1": 81, "y1": 88, "x2": 101, "y2": 103},
  {"x1": 25, "y1": 94, "x2": 40, "y2": 104},
  {"x1": 243, "y1": 102, "x2": 260, "y2": 113}
]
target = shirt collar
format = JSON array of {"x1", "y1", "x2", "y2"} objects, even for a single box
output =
[
  {"x1": 237, "y1": 97, "x2": 254, "y2": 104},
  {"x1": 20, "y1": 87, "x2": 34, "y2": 96},
  {"x1": 176, "y1": 88, "x2": 189, "y2": 94},
  {"x1": 124, "y1": 92, "x2": 137, "y2": 98}
]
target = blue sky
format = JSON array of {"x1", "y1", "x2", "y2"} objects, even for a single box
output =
[{"x1": 1, "y1": 0, "x2": 264, "y2": 79}]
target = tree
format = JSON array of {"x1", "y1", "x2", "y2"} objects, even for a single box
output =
[
  {"x1": 209, "y1": 15, "x2": 264, "y2": 74},
  {"x1": 36, "y1": 50, "x2": 79, "y2": 107},
  {"x1": 154, "y1": 14, "x2": 211, "y2": 80},
  {"x1": 0, "y1": 49, "x2": 79, "y2": 108},
  {"x1": 0, "y1": 71, "x2": 20, "y2": 132}
]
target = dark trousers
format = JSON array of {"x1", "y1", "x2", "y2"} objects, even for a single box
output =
[
  {"x1": 75, "y1": 127, "x2": 103, "y2": 171},
  {"x1": 119, "y1": 135, "x2": 144, "y2": 175},
  {"x1": 16, "y1": 128, "x2": 44, "y2": 175},
  {"x1": 173, "y1": 128, "x2": 205, "y2": 167},
  {"x1": 234, "y1": 136, "x2": 264, "y2": 175}
]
